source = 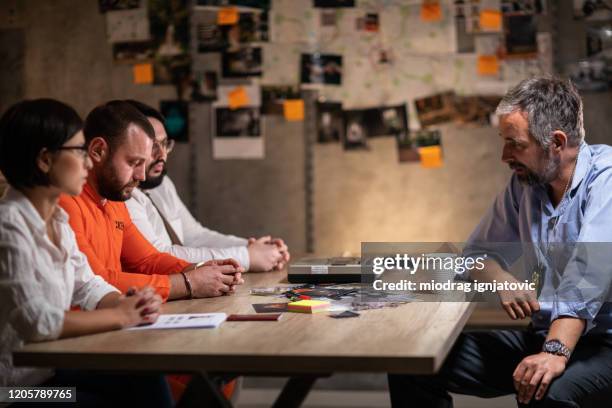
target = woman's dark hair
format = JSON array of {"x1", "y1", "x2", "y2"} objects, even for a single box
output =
[{"x1": 0, "y1": 98, "x2": 83, "y2": 189}]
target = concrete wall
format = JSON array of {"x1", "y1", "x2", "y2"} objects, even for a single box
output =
[
  {"x1": 2, "y1": 0, "x2": 611, "y2": 256},
  {"x1": 314, "y1": 124, "x2": 510, "y2": 254}
]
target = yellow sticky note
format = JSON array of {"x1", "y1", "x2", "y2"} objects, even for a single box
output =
[
  {"x1": 283, "y1": 99, "x2": 305, "y2": 121},
  {"x1": 287, "y1": 300, "x2": 330, "y2": 313},
  {"x1": 418, "y1": 145, "x2": 443, "y2": 168},
  {"x1": 217, "y1": 6, "x2": 239, "y2": 25},
  {"x1": 480, "y1": 9, "x2": 502, "y2": 31},
  {"x1": 477, "y1": 55, "x2": 500, "y2": 76},
  {"x1": 421, "y1": 1, "x2": 442, "y2": 22},
  {"x1": 228, "y1": 86, "x2": 250, "y2": 110},
  {"x1": 133, "y1": 63, "x2": 153, "y2": 84}
]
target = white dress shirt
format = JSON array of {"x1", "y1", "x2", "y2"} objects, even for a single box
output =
[
  {"x1": 0, "y1": 189, "x2": 118, "y2": 386},
  {"x1": 125, "y1": 176, "x2": 250, "y2": 269}
]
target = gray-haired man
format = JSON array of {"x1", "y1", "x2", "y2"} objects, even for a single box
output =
[{"x1": 388, "y1": 77, "x2": 612, "y2": 407}]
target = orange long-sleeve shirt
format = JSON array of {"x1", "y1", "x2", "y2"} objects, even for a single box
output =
[{"x1": 59, "y1": 182, "x2": 190, "y2": 301}]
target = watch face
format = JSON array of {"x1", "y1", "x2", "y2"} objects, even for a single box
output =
[{"x1": 545, "y1": 340, "x2": 562, "y2": 352}]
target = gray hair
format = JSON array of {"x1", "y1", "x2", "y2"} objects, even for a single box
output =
[{"x1": 496, "y1": 77, "x2": 585, "y2": 148}]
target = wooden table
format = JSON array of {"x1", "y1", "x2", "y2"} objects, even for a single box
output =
[{"x1": 14, "y1": 270, "x2": 475, "y2": 406}]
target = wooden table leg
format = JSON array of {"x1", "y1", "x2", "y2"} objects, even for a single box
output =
[{"x1": 271, "y1": 376, "x2": 321, "y2": 408}]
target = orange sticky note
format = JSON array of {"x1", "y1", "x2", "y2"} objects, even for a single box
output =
[
  {"x1": 421, "y1": 1, "x2": 442, "y2": 22},
  {"x1": 477, "y1": 55, "x2": 499, "y2": 76},
  {"x1": 418, "y1": 145, "x2": 443, "y2": 168},
  {"x1": 217, "y1": 7, "x2": 239, "y2": 25},
  {"x1": 480, "y1": 9, "x2": 502, "y2": 31},
  {"x1": 133, "y1": 63, "x2": 153, "y2": 84},
  {"x1": 228, "y1": 86, "x2": 250, "y2": 110},
  {"x1": 283, "y1": 99, "x2": 305, "y2": 121}
]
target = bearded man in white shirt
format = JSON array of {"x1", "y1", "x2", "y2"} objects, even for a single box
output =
[{"x1": 125, "y1": 100, "x2": 290, "y2": 272}]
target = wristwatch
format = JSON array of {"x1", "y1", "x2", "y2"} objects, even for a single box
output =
[{"x1": 542, "y1": 339, "x2": 571, "y2": 360}]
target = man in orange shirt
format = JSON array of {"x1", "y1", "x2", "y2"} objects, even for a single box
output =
[{"x1": 60, "y1": 100, "x2": 244, "y2": 302}]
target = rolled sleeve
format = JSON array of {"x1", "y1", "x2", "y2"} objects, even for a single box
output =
[
  {"x1": 552, "y1": 171, "x2": 612, "y2": 334},
  {"x1": 462, "y1": 176, "x2": 524, "y2": 280},
  {"x1": 551, "y1": 297, "x2": 600, "y2": 333}
]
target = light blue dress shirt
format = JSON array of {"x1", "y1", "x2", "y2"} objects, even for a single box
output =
[{"x1": 465, "y1": 142, "x2": 612, "y2": 334}]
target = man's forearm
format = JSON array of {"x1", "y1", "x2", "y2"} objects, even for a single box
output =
[
  {"x1": 168, "y1": 273, "x2": 187, "y2": 300},
  {"x1": 546, "y1": 317, "x2": 586, "y2": 351},
  {"x1": 96, "y1": 291, "x2": 122, "y2": 309}
]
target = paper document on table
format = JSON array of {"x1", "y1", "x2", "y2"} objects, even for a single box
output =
[{"x1": 128, "y1": 313, "x2": 227, "y2": 330}]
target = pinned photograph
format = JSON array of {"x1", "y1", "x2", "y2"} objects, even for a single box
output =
[
  {"x1": 216, "y1": 108, "x2": 261, "y2": 137},
  {"x1": 316, "y1": 101, "x2": 343, "y2": 143},
  {"x1": 364, "y1": 13, "x2": 379, "y2": 32},
  {"x1": 224, "y1": 11, "x2": 269, "y2": 48},
  {"x1": 112, "y1": 41, "x2": 154, "y2": 63},
  {"x1": 99, "y1": 0, "x2": 140, "y2": 13},
  {"x1": 396, "y1": 131, "x2": 420, "y2": 163},
  {"x1": 262, "y1": 86, "x2": 301, "y2": 115},
  {"x1": 342, "y1": 105, "x2": 408, "y2": 140},
  {"x1": 160, "y1": 101, "x2": 189, "y2": 143},
  {"x1": 501, "y1": 0, "x2": 546, "y2": 15},
  {"x1": 150, "y1": 0, "x2": 191, "y2": 96},
  {"x1": 343, "y1": 110, "x2": 369, "y2": 150},
  {"x1": 105, "y1": 6, "x2": 150, "y2": 44},
  {"x1": 213, "y1": 107, "x2": 264, "y2": 159},
  {"x1": 414, "y1": 92, "x2": 456, "y2": 127},
  {"x1": 313, "y1": 0, "x2": 355, "y2": 7},
  {"x1": 379, "y1": 105, "x2": 408, "y2": 136},
  {"x1": 196, "y1": 0, "x2": 270, "y2": 7},
  {"x1": 222, "y1": 46, "x2": 263, "y2": 77},
  {"x1": 414, "y1": 129, "x2": 442, "y2": 149},
  {"x1": 191, "y1": 71, "x2": 218, "y2": 101},
  {"x1": 196, "y1": 16, "x2": 227, "y2": 52},
  {"x1": 300, "y1": 53, "x2": 342, "y2": 85},
  {"x1": 454, "y1": 95, "x2": 502, "y2": 125},
  {"x1": 503, "y1": 13, "x2": 537, "y2": 57}
]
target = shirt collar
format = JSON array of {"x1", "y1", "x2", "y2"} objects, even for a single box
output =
[
  {"x1": 83, "y1": 180, "x2": 107, "y2": 209},
  {"x1": 570, "y1": 141, "x2": 591, "y2": 194}
]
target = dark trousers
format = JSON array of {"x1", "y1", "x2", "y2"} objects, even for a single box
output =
[
  {"x1": 388, "y1": 330, "x2": 612, "y2": 408},
  {"x1": 11, "y1": 370, "x2": 174, "y2": 407}
]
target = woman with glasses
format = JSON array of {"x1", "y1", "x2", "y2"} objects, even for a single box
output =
[{"x1": 0, "y1": 99, "x2": 172, "y2": 407}]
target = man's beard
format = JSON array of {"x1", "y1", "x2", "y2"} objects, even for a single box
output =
[
  {"x1": 97, "y1": 161, "x2": 139, "y2": 202},
  {"x1": 510, "y1": 148, "x2": 560, "y2": 187},
  {"x1": 139, "y1": 159, "x2": 167, "y2": 190}
]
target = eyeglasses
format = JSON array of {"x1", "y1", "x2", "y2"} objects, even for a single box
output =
[
  {"x1": 152, "y1": 138, "x2": 175, "y2": 155},
  {"x1": 55, "y1": 145, "x2": 89, "y2": 159}
]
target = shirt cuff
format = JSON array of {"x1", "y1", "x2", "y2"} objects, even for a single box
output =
[
  {"x1": 78, "y1": 276, "x2": 120, "y2": 311},
  {"x1": 551, "y1": 299, "x2": 600, "y2": 334},
  {"x1": 238, "y1": 246, "x2": 250, "y2": 271}
]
